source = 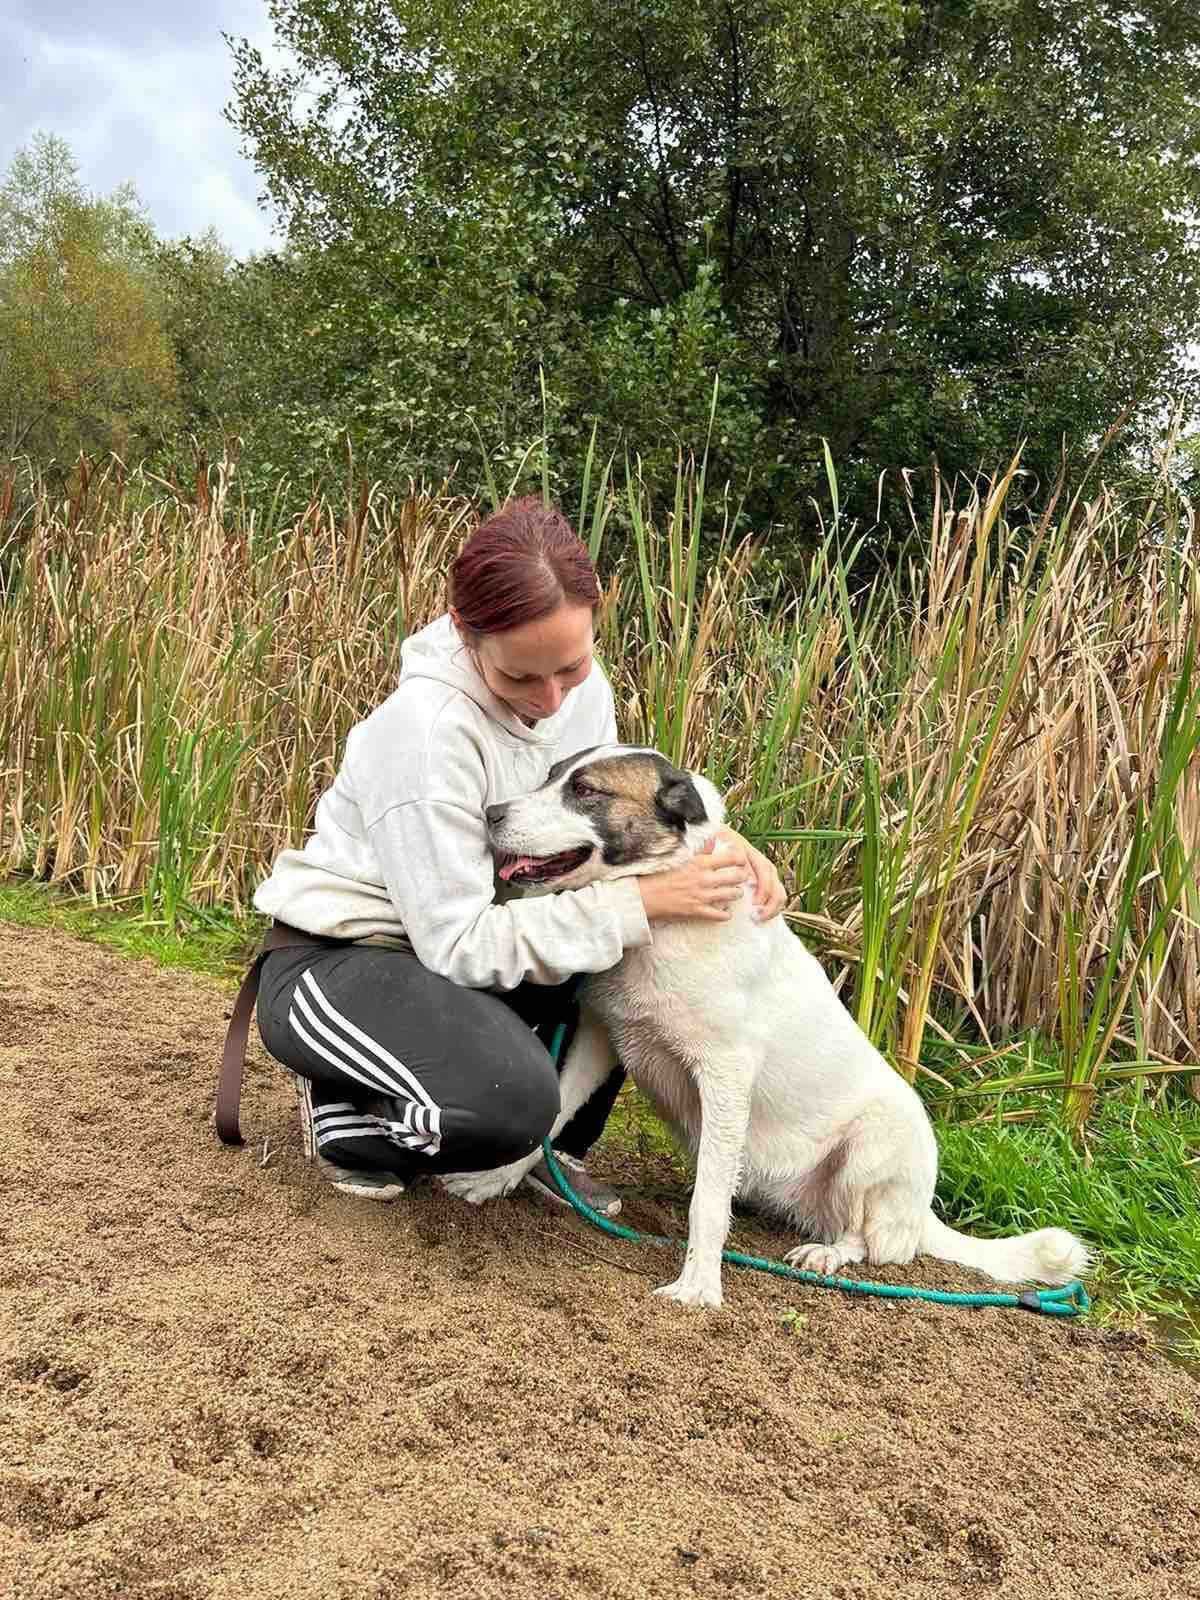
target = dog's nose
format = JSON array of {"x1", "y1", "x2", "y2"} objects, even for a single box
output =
[{"x1": 485, "y1": 802, "x2": 509, "y2": 828}]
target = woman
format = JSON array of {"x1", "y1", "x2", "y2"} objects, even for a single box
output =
[{"x1": 252, "y1": 496, "x2": 785, "y2": 1212}]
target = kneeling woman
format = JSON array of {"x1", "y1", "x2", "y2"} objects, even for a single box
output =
[{"x1": 251, "y1": 497, "x2": 785, "y2": 1209}]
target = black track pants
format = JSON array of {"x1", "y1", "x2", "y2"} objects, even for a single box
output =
[{"x1": 256, "y1": 943, "x2": 624, "y2": 1176}]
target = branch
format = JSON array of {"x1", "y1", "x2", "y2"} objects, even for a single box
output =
[
  {"x1": 10, "y1": 403, "x2": 56, "y2": 455},
  {"x1": 609, "y1": 217, "x2": 669, "y2": 307},
  {"x1": 635, "y1": 28, "x2": 688, "y2": 290},
  {"x1": 724, "y1": 0, "x2": 744, "y2": 274}
]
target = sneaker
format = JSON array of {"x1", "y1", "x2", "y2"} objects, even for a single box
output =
[
  {"x1": 318, "y1": 1160, "x2": 407, "y2": 1202},
  {"x1": 289, "y1": 1072, "x2": 407, "y2": 1203},
  {"x1": 524, "y1": 1150, "x2": 622, "y2": 1217}
]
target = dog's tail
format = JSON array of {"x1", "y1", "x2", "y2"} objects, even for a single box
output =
[{"x1": 920, "y1": 1213, "x2": 1090, "y2": 1285}]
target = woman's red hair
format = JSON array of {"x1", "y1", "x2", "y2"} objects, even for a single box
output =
[{"x1": 450, "y1": 496, "x2": 600, "y2": 636}]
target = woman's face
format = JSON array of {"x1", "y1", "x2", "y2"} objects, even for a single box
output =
[{"x1": 462, "y1": 603, "x2": 595, "y2": 724}]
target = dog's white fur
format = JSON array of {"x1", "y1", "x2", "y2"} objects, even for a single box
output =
[{"x1": 443, "y1": 747, "x2": 1090, "y2": 1308}]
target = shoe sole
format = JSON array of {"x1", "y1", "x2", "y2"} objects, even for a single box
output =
[{"x1": 328, "y1": 1176, "x2": 406, "y2": 1202}]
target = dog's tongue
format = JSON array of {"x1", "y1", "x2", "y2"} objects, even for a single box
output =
[{"x1": 498, "y1": 856, "x2": 537, "y2": 882}]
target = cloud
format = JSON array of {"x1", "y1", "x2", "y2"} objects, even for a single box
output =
[{"x1": 1, "y1": 0, "x2": 284, "y2": 258}]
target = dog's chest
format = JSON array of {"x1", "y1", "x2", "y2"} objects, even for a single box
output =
[
  {"x1": 583, "y1": 951, "x2": 706, "y2": 1143},
  {"x1": 585, "y1": 943, "x2": 698, "y2": 1036}
]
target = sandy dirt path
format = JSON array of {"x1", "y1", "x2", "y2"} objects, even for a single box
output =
[{"x1": 1, "y1": 919, "x2": 1198, "y2": 1599}]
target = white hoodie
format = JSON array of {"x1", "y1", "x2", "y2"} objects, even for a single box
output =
[{"x1": 252, "y1": 613, "x2": 651, "y2": 988}]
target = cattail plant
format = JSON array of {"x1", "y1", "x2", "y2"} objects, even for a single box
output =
[{"x1": 1, "y1": 442, "x2": 1197, "y2": 1129}]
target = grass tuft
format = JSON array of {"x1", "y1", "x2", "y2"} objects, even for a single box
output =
[
  {"x1": 936, "y1": 1094, "x2": 1200, "y2": 1337},
  {"x1": 0, "y1": 877, "x2": 260, "y2": 981}
]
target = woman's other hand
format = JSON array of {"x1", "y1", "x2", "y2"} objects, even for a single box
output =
[
  {"x1": 636, "y1": 839, "x2": 752, "y2": 924},
  {"x1": 713, "y1": 827, "x2": 786, "y2": 922}
]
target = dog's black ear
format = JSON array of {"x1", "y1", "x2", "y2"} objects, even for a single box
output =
[{"x1": 656, "y1": 770, "x2": 708, "y2": 828}]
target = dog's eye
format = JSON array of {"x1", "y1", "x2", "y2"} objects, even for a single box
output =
[{"x1": 571, "y1": 772, "x2": 601, "y2": 798}]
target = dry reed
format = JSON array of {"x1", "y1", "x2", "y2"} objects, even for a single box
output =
[{"x1": 1, "y1": 452, "x2": 1196, "y2": 1121}]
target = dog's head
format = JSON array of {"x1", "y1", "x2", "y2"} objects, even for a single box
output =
[{"x1": 487, "y1": 745, "x2": 725, "y2": 893}]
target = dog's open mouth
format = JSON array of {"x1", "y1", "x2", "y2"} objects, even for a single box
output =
[{"x1": 496, "y1": 845, "x2": 593, "y2": 885}]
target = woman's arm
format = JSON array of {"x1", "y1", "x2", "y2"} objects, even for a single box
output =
[{"x1": 368, "y1": 794, "x2": 652, "y2": 989}]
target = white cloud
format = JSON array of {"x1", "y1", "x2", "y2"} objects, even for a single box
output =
[{"x1": 2, "y1": 1, "x2": 287, "y2": 258}]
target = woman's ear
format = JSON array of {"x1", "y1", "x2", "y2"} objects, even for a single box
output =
[{"x1": 449, "y1": 607, "x2": 475, "y2": 651}]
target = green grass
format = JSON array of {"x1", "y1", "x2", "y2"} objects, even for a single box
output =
[
  {"x1": 936, "y1": 1097, "x2": 1200, "y2": 1354},
  {"x1": 602, "y1": 1081, "x2": 692, "y2": 1171},
  {"x1": 3, "y1": 873, "x2": 1197, "y2": 1353},
  {"x1": 0, "y1": 876, "x2": 261, "y2": 982}
]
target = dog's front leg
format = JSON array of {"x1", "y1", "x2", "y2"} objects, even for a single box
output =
[
  {"x1": 654, "y1": 1057, "x2": 754, "y2": 1310},
  {"x1": 439, "y1": 1010, "x2": 617, "y2": 1204}
]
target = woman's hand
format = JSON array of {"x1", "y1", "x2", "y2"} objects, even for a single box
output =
[
  {"x1": 636, "y1": 840, "x2": 753, "y2": 924},
  {"x1": 714, "y1": 827, "x2": 787, "y2": 922}
]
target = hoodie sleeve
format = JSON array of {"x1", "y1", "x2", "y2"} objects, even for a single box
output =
[{"x1": 361, "y1": 732, "x2": 650, "y2": 990}]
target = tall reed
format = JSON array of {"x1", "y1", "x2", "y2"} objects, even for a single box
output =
[{"x1": 1, "y1": 449, "x2": 1197, "y2": 1123}]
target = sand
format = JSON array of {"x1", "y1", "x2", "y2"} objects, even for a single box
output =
[{"x1": 1, "y1": 918, "x2": 1198, "y2": 1599}]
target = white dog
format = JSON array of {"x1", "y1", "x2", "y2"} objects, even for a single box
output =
[{"x1": 442, "y1": 746, "x2": 1090, "y2": 1309}]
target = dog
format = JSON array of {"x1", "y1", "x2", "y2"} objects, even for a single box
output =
[{"x1": 441, "y1": 745, "x2": 1090, "y2": 1308}]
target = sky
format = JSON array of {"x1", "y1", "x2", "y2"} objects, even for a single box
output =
[{"x1": 2, "y1": 0, "x2": 283, "y2": 258}]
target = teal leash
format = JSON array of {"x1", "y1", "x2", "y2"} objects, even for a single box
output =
[
  {"x1": 539, "y1": 1023, "x2": 1088, "y2": 1320},
  {"x1": 537, "y1": 1143, "x2": 1088, "y2": 1318}
]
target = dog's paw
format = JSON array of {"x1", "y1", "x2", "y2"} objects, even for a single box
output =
[
  {"x1": 438, "y1": 1164, "x2": 525, "y2": 1205},
  {"x1": 653, "y1": 1275, "x2": 723, "y2": 1309},
  {"x1": 785, "y1": 1242, "x2": 857, "y2": 1276}
]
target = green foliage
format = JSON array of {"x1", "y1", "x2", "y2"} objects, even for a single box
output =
[
  {"x1": 219, "y1": 0, "x2": 1200, "y2": 532},
  {"x1": 0, "y1": 877, "x2": 259, "y2": 981},
  {"x1": 153, "y1": 236, "x2": 336, "y2": 494},
  {"x1": 0, "y1": 134, "x2": 179, "y2": 470},
  {"x1": 936, "y1": 1093, "x2": 1200, "y2": 1312},
  {"x1": 154, "y1": 230, "x2": 239, "y2": 438}
]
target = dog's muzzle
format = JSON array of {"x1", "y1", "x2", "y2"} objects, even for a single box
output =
[{"x1": 494, "y1": 845, "x2": 594, "y2": 886}]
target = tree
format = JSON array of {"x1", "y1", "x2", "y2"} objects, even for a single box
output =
[
  {"x1": 154, "y1": 231, "x2": 388, "y2": 496},
  {"x1": 0, "y1": 133, "x2": 179, "y2": 469},
  {"x1": 227, "y1": 0, "x2": 1200, "y2": 532},
  {"x1": 155, "y1": 229, "x2": 240, "y2": 440}
]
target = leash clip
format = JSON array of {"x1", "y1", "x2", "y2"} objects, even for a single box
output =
[{"x1": 1016, "y1": 1282, "x2": 1091, "y2": 1317}]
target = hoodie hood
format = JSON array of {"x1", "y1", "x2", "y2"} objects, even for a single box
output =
[{"x1": 398, "y1": 613, "x2": 578, "y2": 746}]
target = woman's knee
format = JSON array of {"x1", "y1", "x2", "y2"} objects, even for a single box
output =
[
  {"x1": 445, "y1": 1048, "x2": 559, "y2": 1169},
  {"x1": 253, "y1": 944, "x2": 563, "y2": 1171}
]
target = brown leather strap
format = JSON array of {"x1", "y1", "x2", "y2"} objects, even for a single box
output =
[{"x1": 215, "y1": 923, "x2": 334, "y2": 1146}]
